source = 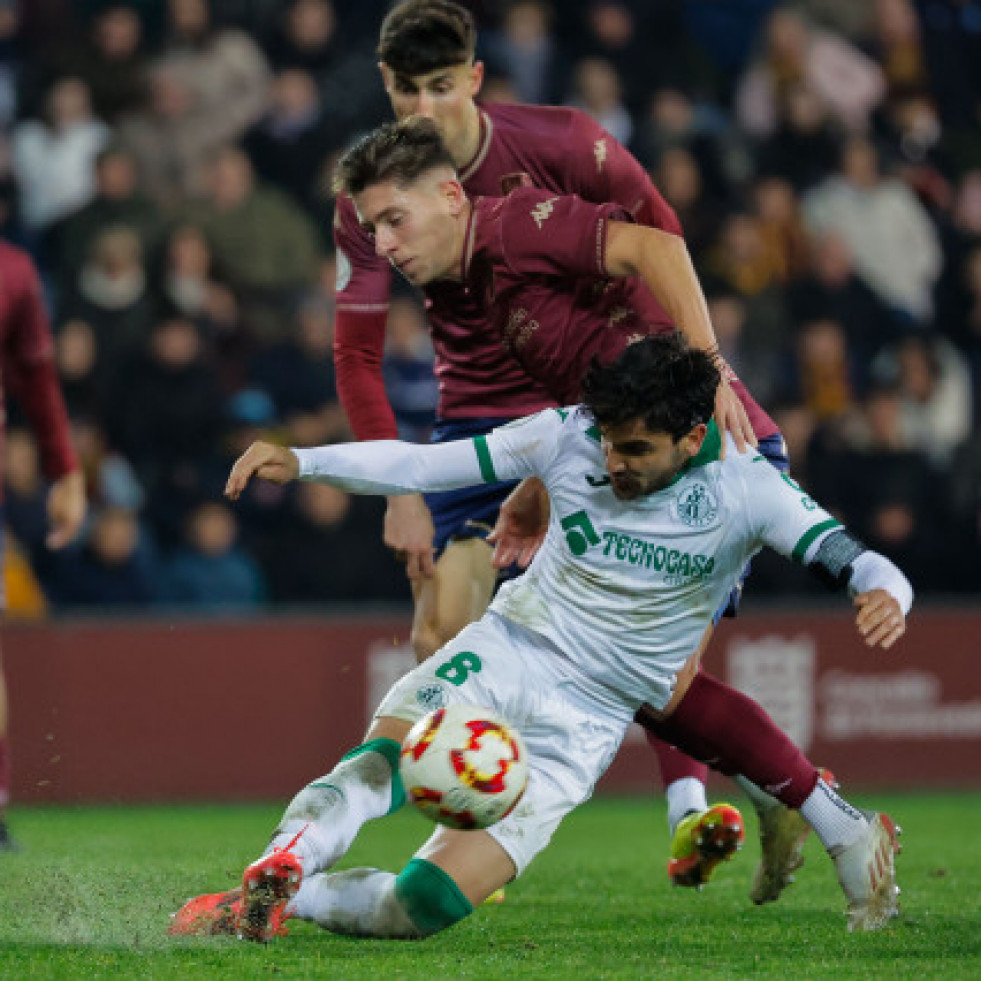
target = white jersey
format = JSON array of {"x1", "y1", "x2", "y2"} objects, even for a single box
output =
[{"x1": 296, "y1": 409, "x2": 878, "y2": 712}]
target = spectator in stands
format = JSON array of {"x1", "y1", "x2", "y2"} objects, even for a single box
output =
[
  {"x1": 54, "y1": 319, "x2": 103, "y2": 421},
  {"x1": 735, "y1": 6, "x2": 885, "y2": 138},
  {"x1": 247, "y1": 292, "x2": 348, "y2": 447},
  {"x1": 156, "y1": 0, "x2": 271, "y2": 151},
  {"x1": 382, "y1": 296, "x2": 438, "y2": 443},
  {"x1": 484, "y1": 0, "x2": 567, "y2": 106},
  {"x1": 10, "y1": 77, "x2": 110, "y2": 263},
  {"x1": 58, "y1": 224, "x2": 160, "y2": 383},
  {"x1": 196, "y1": 144, "x2": 321, "y2": 341},
  {"x1": 263, "y1": 0, "x2": 340, "y2": 75},
  {"x1": 3, "y1": 429, "x2": 51, "y2": 575},
  {"x1": 58, "y1": 145, "x2": 164, "y2": 297},
  {"x1": 803, "y1": 135, "x2": 942, "y2": 325},
  {"x1": 565, "y1": 55, "x2": 632, "y2": 146},
  {"x1": 243, "y1": 67, "x2": 342, "y2": 215},
  {"x1": 253, "y1": 482, "x2": 408, "y2": 605},
  {"x1": 47, "y1": 506, "x2": 161, "y2": 607},
  {"x1": 653, "y1": 145, "x2": 723, "y2": 263},
  {"x1": 163, "y1": 500, "x2": 266, "y2": 610}
]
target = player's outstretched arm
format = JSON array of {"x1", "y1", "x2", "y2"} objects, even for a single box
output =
[
  {"x1": 604, "y1": 221, "x2": 756, "y2": 455},
  {"x1": 225, "y1": 441, "x2": 300, "y2": 499}
]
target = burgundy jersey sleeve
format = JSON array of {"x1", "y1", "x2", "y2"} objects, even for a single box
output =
[
  {"x1": 332, "y1": 195, "x2": 399, "y2": 440},
  {"x1": 562, "y1": 110, "x2": 682, "y2": 235},
  {"x1": 2, "y1": 250, "x2": 77, "y2": 479},
  {"x1": 494, "y1": 188, "x2": 630, "y2": 279}
]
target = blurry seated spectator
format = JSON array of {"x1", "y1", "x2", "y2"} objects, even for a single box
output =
[
  {"x1": 46, "y1": 506, "x2": 161, "y2": 608},
  {"x1": 753, "y1": 175, "x2": 809, "y2": 282},
  {"x1": 263, "y1": 0, "x2": 340, "y2": 75},
  {"x1": 55, "y1": 319, "x2": 102, "y2": 420},
  {"x1": 871, "y1": 335, "x2": 973, "y2": 466},
  {"x1": 787, "y1": 229, "x2": 899, "y2": 372},
  {"x1": 156, "y1": 0, "x2": 271, "y2": 149},
  {"x1": 243, "y1": 67, "x2": 341, "y2": 215},
  {"x1": 3, "y1": 428, "x2": 50, "y2": 568},
  {"x1": 71, "y1": 416, "x2": 145, "y2": 514},
  {"x1": 0, "y1": 2, "x2": 18, "y2": 131},
  {"x1": 785, "y1": 317, "x2": 858, "y2": 422},
  {"x1": 755, "y1": 82, "x2": 842, "y2": 193},
  {"x1": 485, "y1": 0, "x2": 568, "y2": 106},
  {"x1": 197, "y1": 144, "x2": 321, "y2": 341},
  {"x1": 565, "y1": 56, "x2": 632, "y2": 147},
  {"x1": 58, "y1": 145, "x2": 163, "y2": 296},
  {"x1": 705, "y1": 210, "x2": 785, "y2": 297},
  {"x1": 735, "y1": 6, "x2": 885, "y2": 138},
  {"x1": 382, "y1": 296, "x2": 437, "y2": 443},
  {"x1": 107, "y1": 317, "x2": 224, "y2": 537},
  {"x1": 947, "y1": 429, "x2": 981, "y2": 591},
  {"x1": 253, "y1": 482, "x2": 408, "y2": 605},
  {"x1": 58, "y1": 225, "x2": 160, "y2": 379},
  {"x1": 803, "y1": 135, "x2": 942, "y2": 325},
  {"x1": 863, "y1": 0, "x2": 929, "y2": 99},
  {"x1": 653, "y1": 145, "x2": 722, "y2": 263},
  {"x1": 631, "y1": 87, "x2": 734, "y2": 201},
  {"x1": 806, "y1": 383, "x2": 952, "y2": 591},
  {"x1": 10, "y1": 77, "x2": 110, "y2": 259},
  {"x1": 51, "y1": 5, "x2": 150, "y2": 124},
  {"x1": 247, "y1": 293, "x2": 348, "y2": 445},
  {"x1": 162, "y1": 500, "x2": 266, "y2": 609}
]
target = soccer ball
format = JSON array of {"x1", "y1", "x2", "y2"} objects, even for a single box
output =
[{"x1": 400, "y1": 703, "x2": 529, "y2": 830}]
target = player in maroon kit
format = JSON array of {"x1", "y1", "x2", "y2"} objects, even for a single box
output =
[
  {"x1": 0, "y1": 242, "x2": 87, "y2": 849},
  {"x1": 334, "y1": 1, "x2": 799, "y2": 898}
]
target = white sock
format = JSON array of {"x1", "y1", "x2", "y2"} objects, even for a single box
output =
[
  {"x1": 289, "y1": 868, "x2": 421, "y2": 938},
  {"x1": 260, "y1": 747, "x2": 398, "y2": 878},
  {"x1": 799, "y1": 777, "x2": 868, "y2": 852},
  {"x1": 733, "y1": 774, "x2": 782, "y2": 816},
  {"x1": 666, "y1": 777, "x2": 709, "y2": 834}
]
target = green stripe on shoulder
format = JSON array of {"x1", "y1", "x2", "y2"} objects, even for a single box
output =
[
  {"x1": 791, "y1": 518, "x2": 841, "y2": 563},
  {"x1": 554, "y1": 408, "x2": 569, "y2": 421},
  {"x1": 473, "y1": 436, "x2": 498, "y2": 483}
]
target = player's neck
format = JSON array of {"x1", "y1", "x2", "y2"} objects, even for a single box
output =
[
  {"x1": 451, "y1": 103, "x2": 484, "y2": 172},
  {"x1": 442, "y1": 199, "x2": 474, "y2": 284}
]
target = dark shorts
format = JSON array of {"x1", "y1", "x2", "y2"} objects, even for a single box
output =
[
  {"x1": 714, "y1": 433, "x2": 789, "y2": 623},
  {"x1": 424, "y1": 417, "x2": 521, "y2": 558}
]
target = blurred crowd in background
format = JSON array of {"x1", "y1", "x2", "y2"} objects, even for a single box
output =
[{"x1": 1, "y1": 0, "x2": 979, "y2": 614}]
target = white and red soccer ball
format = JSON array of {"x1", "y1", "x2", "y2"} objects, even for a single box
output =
[{"x1": 400, "y1": 704, "x2": 529, "y2": 830}]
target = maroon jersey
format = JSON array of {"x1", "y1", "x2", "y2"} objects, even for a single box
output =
[
  {"x1": 462, "y1": 188, "x2": 780, "y2": 438},
  {"x1": 333, "y1": 102, "x2": 683, "y2": 438},
  {"x1": 0, "y1": 242, "x2": 77, "y2": 500}
]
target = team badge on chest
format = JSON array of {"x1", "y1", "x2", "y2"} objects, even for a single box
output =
[{"x1": 676, "y1": 481, "x2": 719, "y2": 527}]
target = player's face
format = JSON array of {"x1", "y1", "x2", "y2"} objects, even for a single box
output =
[
  {"x1": 355, "y1": 173, "x2": 465, "y2": 286},
  {"x1": 380, "y1": 62, "x2": 483, "y2": 164},
  {"x1": 600, "y1": 419, "x2": 707, "y2": 500}
]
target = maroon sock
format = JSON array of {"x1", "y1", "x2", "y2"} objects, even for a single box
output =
[
  {"x1": 644, "y1": 673, "x2": 818, "y2": 809},
  {"x1": 0, "y1": 736, "x2": 10, "y2": 810},
  {"x1": 644, "y1": 732, "x2": 709, "y2": 787}
]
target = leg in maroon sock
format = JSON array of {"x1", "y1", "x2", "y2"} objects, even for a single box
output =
[
  {"x1": 640, "y1": 673, "x2": 819, "y2": 809},
  {"x1": 645, "y1": 732, "x2": 710, "y2": 787}
]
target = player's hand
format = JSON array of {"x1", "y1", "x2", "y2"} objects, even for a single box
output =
[
  {"x1": 384, "y1": 494, "x2": 436, "y2": 580},
  {"x1": 853, "y1": 589, "x2": 906, "y2": 649},
  {"x1": 46, "y1": 470, "x2": 86, "y2": 549},
  {"x1": 713, "y1": 374, "x2": 756, "y2": 458},
  {"x1": 225, "y1": 441, "x2": 299, "y2": 499},
  {"x1": 488, "y1": 477, "x2": 549, "y2": 569}
]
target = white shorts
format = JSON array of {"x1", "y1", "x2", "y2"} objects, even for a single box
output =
[{"x1": 374, "y1": 612, "x2": 633, "y2": 875}]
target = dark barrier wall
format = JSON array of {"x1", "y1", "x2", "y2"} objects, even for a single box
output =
[{"x1": 5, "y1": 607, "x2": 980, "y2": 803}]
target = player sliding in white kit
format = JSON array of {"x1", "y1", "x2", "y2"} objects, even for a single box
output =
[{"x1": 170, "y1": 334, "x2": 910, "y2": 941}]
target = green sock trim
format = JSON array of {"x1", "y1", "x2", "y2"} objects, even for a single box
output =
[
  {"x1": 339, "y1": 738, "x2": 405, "y2": 814},
  {"x1": 395, "y1": 858, "x2": 474, "y2": 935}
]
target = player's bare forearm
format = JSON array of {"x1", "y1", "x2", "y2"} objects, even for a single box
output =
[
  {"x1": 853, "y1": 589, "x2": 906, "y2": 650},
  {"x1": 225, "y1": 441, "x2": 300, "y2": 499},
  {"x1": 385, "y1": 494, "x2": 436, "y2": 579}
]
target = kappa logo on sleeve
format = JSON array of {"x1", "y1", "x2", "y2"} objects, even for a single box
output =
[{"x1": 530, "y1": 197, "x2": 559, "y2": 229}]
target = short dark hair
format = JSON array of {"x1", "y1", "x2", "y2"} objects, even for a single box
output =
[
  {"x1": 333, "y1": 116, "x2": 456, "y2": 197},
  {"x1": 378, "y1": 0, "x2": 476, "y2": 76},
  {"x1": 581, "y1": 334, "x2": 720, "y2": 440}
]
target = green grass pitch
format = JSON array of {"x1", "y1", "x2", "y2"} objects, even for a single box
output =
[{"x1": 1, "y1": 792, "x2": 980, "y2": 978}]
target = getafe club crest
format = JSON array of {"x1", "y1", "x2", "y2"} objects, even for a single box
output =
[
  {"x1": 415, "y1": 683, "x2": 448, "y2": 711},
  {"x1": 676, "y1": 481, "x2": 718, "y2": 527}
]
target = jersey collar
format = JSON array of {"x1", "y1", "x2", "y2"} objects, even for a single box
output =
[{"x1": 459, "y1": 109, "x2": 494, "y2": 183}]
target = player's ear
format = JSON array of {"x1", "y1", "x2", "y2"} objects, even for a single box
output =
[
  {"x1": 379, "y1": 62, "x2": 394, "y2": 91},
  {"x1": 468, "y1": 60, "x2": 484, "y2": 97},
  {"x1": 442, "y1": 178, "x2": 466, "y2": 214},
  {"x1": 682, "y1": 423, "x2": 708, "y2": 458}
]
